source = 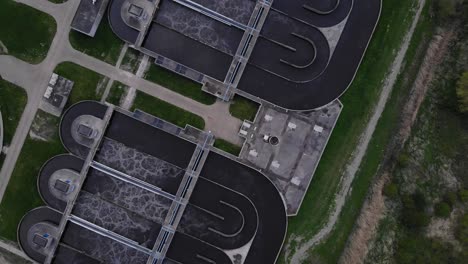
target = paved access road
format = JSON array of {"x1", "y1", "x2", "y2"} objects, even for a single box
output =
[
  {"x1": 0, "y1": 111, "x2": 3, "y2": 152},
  {"x1": 0, "y1": 0, "x2": 242, "y2": 203}
]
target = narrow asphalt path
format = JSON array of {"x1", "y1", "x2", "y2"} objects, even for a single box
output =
[{"x1": 0, "y1": 0, "x2": 242, "y2": 204}]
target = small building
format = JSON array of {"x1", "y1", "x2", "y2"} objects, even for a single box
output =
[
  {"x1": 71, "y1": 0, "x2": 110, "y2": 37},
  {"x1": 39, "y1": 73, "x2": 74, "y2": 117}
]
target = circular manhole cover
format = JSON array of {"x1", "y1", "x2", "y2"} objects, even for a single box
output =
[{"x1": 269, "y1": 136, "x2": 279, "y2": 146}]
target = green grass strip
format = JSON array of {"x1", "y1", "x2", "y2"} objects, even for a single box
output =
[
  {"x1": 132, "y1": 90, "x2": 205, "y2": 130},
  {"x1": 229, "y1": 95, "x2": 259, "y2": 121},
  {"x1": 0, "y1": 81, "x2": 27, "y2": 146},
  {"x1": 145, "y1": 64, "x2": 216, "y2": 105},
  {"x1": 106, "y1": 81, "x2": 128, "y2": 106},
  {"x1": 214, "y1": 139, "x2": 242, "y2": 156}
]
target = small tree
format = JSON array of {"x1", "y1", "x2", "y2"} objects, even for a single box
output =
[
  {"x1": 435, "y1": 202, "x2": 452, "y2": 218},
  {"x1": 456, "y1": 71, "x2": 468, "y2": 113},
  {"x1": 402, "y1": 209, "x2": 430, "y2": 229}
]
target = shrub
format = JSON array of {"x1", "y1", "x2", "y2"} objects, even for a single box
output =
[
  {"x1": 459, "y1": 189, "x2": 468, "y2": 203},
  {"x1": 456, "y1": 71, "x2": 468, "y2": 113},
  {"x1": 435, "y1": 202, "x2": 452, "y2": 218},
  {"x1": 434, "y1": 0, "x2": 457, "y2": 19},
  {"x1": 396, "y1": 235, "x2": 457, "y2": 264},
  {"x1": 383, "y1": 182, "x2": 399, "y2": 198},
  {"x1": 456, "y1": 213, "x2": 468, "y2": 246},
  {"x1": 401, "y1": 191, "x2": 430, "y2": 229},
  {"x1": 397, "y1": 153, "x2": 411, "y2": 167},
  {"x1": 402, "y1": 194, "x2": 416, "y2": 209},
  {"x1": 413, "y1": 191, "x2": 427, "y2": 211},
  {"x1": 402, "y1": 209, "x2": 430, "y2": 229},
  {"x1": 444, "y1": 191, "x2": 458, "y2": 207}
]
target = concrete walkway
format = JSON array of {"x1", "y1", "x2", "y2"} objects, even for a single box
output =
[
  {"x1": 0, "y1": 0, "x2": 242, "y2": 205},
  {"x1": 121, "y1": 54, "x2": 149, "y2": 110},
  {"x1": 0, "y1": 239, "x2": 33, "y2": 263},
  {"x1": 101, "y1": 43, "x2": 129, "y2": 103}
]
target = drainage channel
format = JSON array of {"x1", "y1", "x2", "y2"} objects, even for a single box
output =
[{"x1": 147, "y1": 133, "x2": 213, "y2": 264}]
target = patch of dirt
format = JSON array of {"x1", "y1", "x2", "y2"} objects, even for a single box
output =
[
  {"x1": 398, "y1": 31, "x2": 455, "y2": 142},
  {"x1": 363, "y1": 214, "x2": 398, "y2": 264},
  {"x1": 120, "y1": 49, "x2": 143, "y2": 74},
  {"x1": 339, "y1": 174, "x2": 388, "y2": 264},
  {"x1": 339, "y1": 28, "x2": 456, "y2": 264},
  {"x1": 438, "y1": 163, "x2": 460, "y2": 190},
  {"x1": 29, "y1": 111, "x2": 58, "y2": 141},
  {"x1": 426, "y1": 208, "x2": 461, "y2": 249}
]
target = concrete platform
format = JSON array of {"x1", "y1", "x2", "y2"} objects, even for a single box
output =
[{"x1": 239, "y1": 101, "x2": 342, "y2": 215}]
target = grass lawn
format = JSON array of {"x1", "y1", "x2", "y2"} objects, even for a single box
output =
[
  {"x1": 229, "y1": 95, "x2": 259, "y2": 121},
  {"x1": 213, "y1": 139, "x2": 242, "y2": 156},
  {"x1": 132, "y1": 91, "x2": 205, "y2": 130},
  {"x1": 0, "y1": 81, "x2": 27, "y2": 146},
  {"x1": 120, "y1": 48, "x2": 142, "y2": 74},
  {"x1": 0, "y1": 1, "x2": 56, "y2": 64},
  {"x1": 0, "y1": 80, "x2": 28, "y2": 168},
  {"x1": 280, "y1": 0, "x2": 424, "y2": 262},
  {"x1": 145, "y1": 64, "x2": 216, "y2": 105},
  {"x1": 69, "y1": 15, "x2": 124, "y2": 65},
  {"x1": 106, "y1": 81, "x2": 128, "y2": 106},
  {"x1": 0, "y1": 111, "x2": 64, "y2": 241},
  {"x1": 54, "y1": 62, "x2": 106, "y2": 105}
]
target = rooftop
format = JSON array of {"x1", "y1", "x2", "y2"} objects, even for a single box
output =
[
  {"x1": 39, "y1": 73, "x2": 74, "y2": 117},
  {"x1": 71, "y1": 0, "x2": 110, "y2": 36}
]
